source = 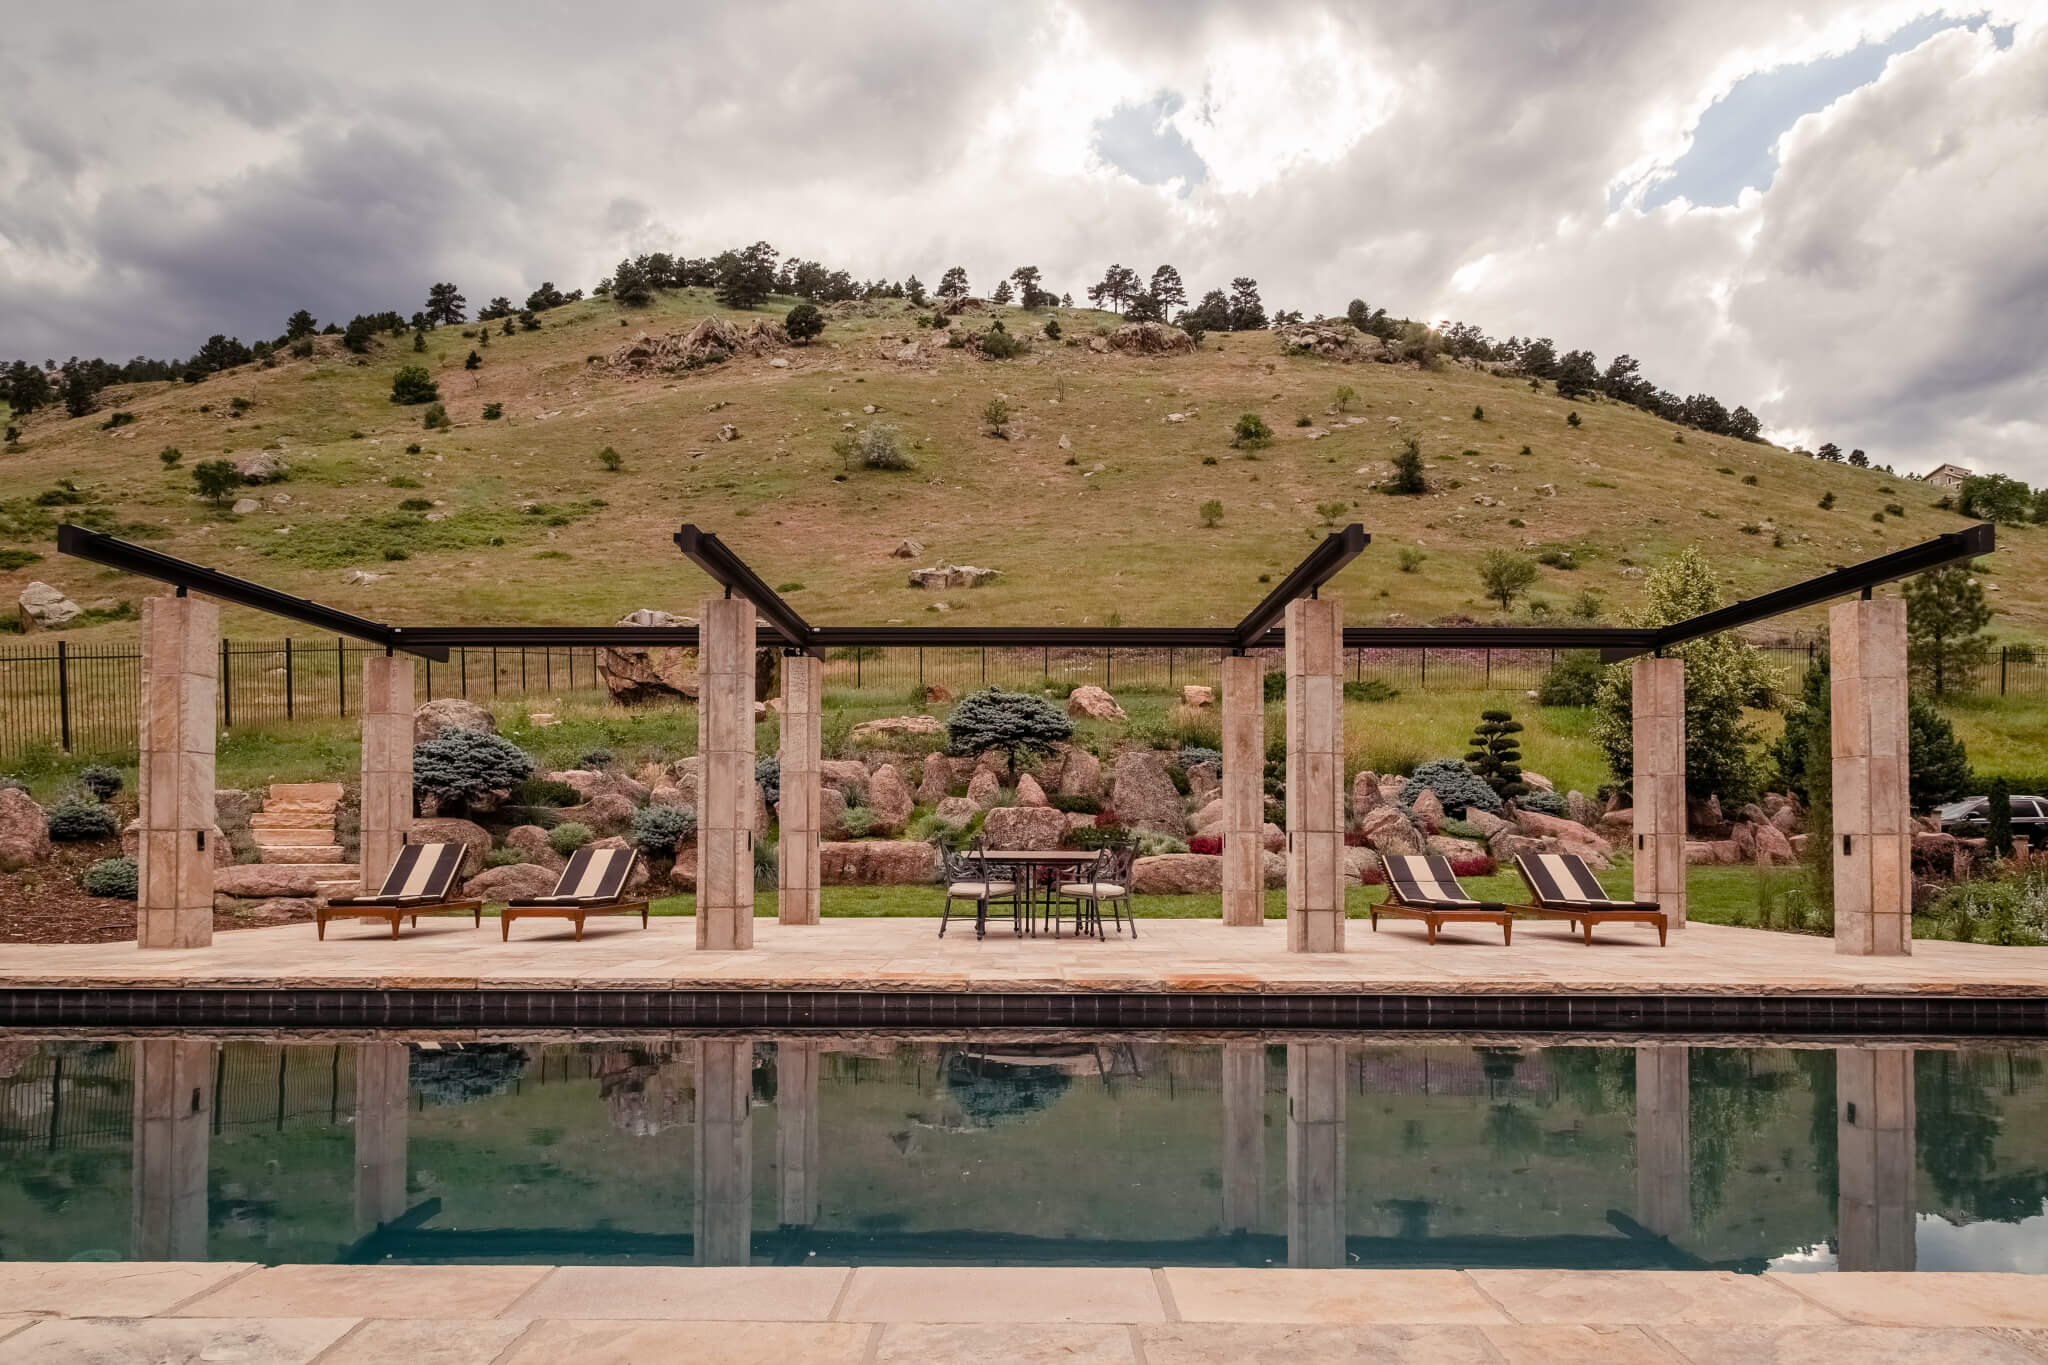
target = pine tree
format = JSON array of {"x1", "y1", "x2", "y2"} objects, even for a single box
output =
[
  {"x1": 1148, "y1": 264, "x2": 1186, "y2": 315},
  {"x1": 1465, "y1": 709, "x2": 1529, "y2": 801},
  {"x1": 936, "y1": 266, "x2": 969, "y2": 299},
  {"x1": 424, "y1": 282, "x2": 466, "y2": 326},
  {"x1": 1904, "y1": 565, "x2": 1992, "y2": 696}
]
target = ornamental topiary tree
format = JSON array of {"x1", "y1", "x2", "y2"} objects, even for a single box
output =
[
  {"x1": 946, "y1": 688, "x2": 1073, "y2": 761},
  {"x1": 412, "y1": 729, "x2": 535, "y2": 816},
  {"x1": 1400, "y1": 758, "x2": 1503, "y2": 817},
  {"x1": 1465, "y1": 709, "x2": 1528, "y2": 802}
]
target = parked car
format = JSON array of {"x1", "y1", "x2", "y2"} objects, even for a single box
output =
[{"x1": 1937, "y1": 795, "x2": 2048, "y2": 848}]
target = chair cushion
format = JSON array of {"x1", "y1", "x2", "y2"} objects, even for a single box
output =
[
  {"x1": 948, "y1": 881, "x2": 1016, "y2": 897},
  {"x1": 1058, "y1": 882, "x2": 1127, "y2": 898}
]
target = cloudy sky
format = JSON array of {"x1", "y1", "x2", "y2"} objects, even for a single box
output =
[{"x1": 3, "y1": 2, "x2": 2043, "y2": 477}]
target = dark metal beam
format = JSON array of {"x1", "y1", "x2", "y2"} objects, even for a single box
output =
[
  {"x1": 1654, "y1": 524, "x2": 1995, "y2": 650},
  {"x1": 672, "y1": 524, "x2": 816, "y2": 652},
  {"x1": 55, "y1": 525, "x2": 448, "y2": 661},
  {"x1": 1230, "y1": 524, "x2": 1368, "y2": 649},
  {"x1": 399, "y1": 625, "x2": 699, "y2": 648}
]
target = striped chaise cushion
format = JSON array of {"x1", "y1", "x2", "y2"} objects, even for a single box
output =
[
  {"x1": 518, "y1": 846, "x2": 637, "y2": 905},
  {"x1": 1383, "y1": 855, "x2": 1492, "y2": 909},
  {"x1": 1516, "y1": 852, "x2": 1657, "y2": 910},
  {"x1": 359, "y1": 842, "x2": 461, "y2": 904}
]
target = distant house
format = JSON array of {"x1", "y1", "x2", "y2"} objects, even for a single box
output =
[{"x1": 1926, "y1": 463, "x2": 1973, "y2": 491}]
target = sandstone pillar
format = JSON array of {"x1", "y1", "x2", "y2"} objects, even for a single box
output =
[
  {"x1": 1284, "y1": 597, "x2": 1345, "y2": 953},
  {"x1": 777, "y1": 653, "x2": 821, "y2": 925},
  {"x1": 697, "y1": 596, "x2": 756, "y2": 950},
  {"x1": 1221, "y1": 654, "x2": 1266, "y2": 927},
  {"x1": 1634, "y1": 1046, "x2": 1691, "y2": 1241},
  {"x1": 777, "y1": 1040, "x2": 821, "y2": 1229},
  {"x1": 354, "y1": 1042, "x2": 410, "y2": 1235},
  {"x1": 131, "y1": 1039, "x2": 214, "y2": 1260},
  {"x1": 137, "y1": 593, "x2": 218, "y2": 949},
  {"x1": 694, "y1": 1039, "x2": 754, "y2": 1264},
  {"x1": 1286, "y1": 1043, "x2": 1346, "y2": 1267},
  {"x1": 1221, "y1": 1041, "x2": 1266, "y2": 1234},
  {"x1": 1837, "y1": 1047, "x2": 1916, "y2": 1271},
  {"x1": 1832, "y1": 598, "x2": 1912, "y2": 956},
  {"x1": 359, "y1": 654, "x2": 416, "y2": 890},
  {"x1": 1631, "y1": 656, "x2": 1687, "y2": 930}
]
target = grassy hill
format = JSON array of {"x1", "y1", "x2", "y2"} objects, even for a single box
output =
[{"x1": 2, "y1": 289, "x2": 2036, "y2": 643}]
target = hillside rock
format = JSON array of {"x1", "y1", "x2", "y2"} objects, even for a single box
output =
[
  {"x1": 1067, "y1": 686, "x2": 1126, "y2": 721},
  {"x1": 1276, "y1": 321, "x2": 1388, "y2": 361},
  {"x1": 1190, "y1": 799, "x2": 1223, "y2": 834},
  {"x1": 891, "y1": 539, "x2": 924, "y2": 558},
  {"x1": 1186, "y1": 763, "x2": 1219, "y2": 800},
  {"x1": 597, "y1": 609, "x2": 700, "y2": 703},
  {"x1": 851, "y1": 715, "x2": 944, "y2": 744},
  {"x1": 966, "y1": 768, "x2": 1002, "y2": 809},
  {"x1": 503, "y1": 825, "x2": 567, "y2": 871},
  {"x1": 1132, "y1": 853, "x2": 1221, "y2": 894},
  {"x1": 610, "y1": 317, "x2": 787, "y2": 375},
  {"x1": 1358, "y1": 806, "x2": 1425, "y2": 857},
  {"x1": 934, "y1": 796, "x2": 978, "y2": 826},
  {"x1": 982, "y1": 805, "x2": 1066, "y2": 850},
  {"x1": 1180, "y1": 685, "x2": 1214, "y2": 709},
  {"x1": 1015, "y1": 773, "x2": 1049, "y2": 807},
  {"x1": 867, "y1": 764, "x2": 914, "y2": 832},
  {"x1": 915, "y1": 756, "x2": 961, "y2": 804},
  {"x1": 1411, "y1": 790, "x2": 1445, "y2": 834},
  {"x1": 1106, "y1": 322, "x2": 1196, "y2": 355},
  {"x1": 234, "y1": 451, "x2": 289, "y2": 483},
  {"x1": 1351, "y1": 771, "x2": 1384, "y2": 820},
  {"x1": 17, "y1": 582, "x2": 80, "y2": 629},
  {"x1": 216, "y1": 864, "x2": 326, "y2": 898},
  {"x1": 820, "y1": 840, "x2": 937, "y2": 885},
  {"x1": 907, "y1": 562, "x2": 1000, "y2": 589},
  {"x1": 464, "y1": 862, "x2": 560, "y2": 902},
  {"x1": 408, "y1": 818, "x2": 492, "y2": 875},
  {"x1": 1111, "y1": 750, "x2": 1187, "y2": 835},
  {"x1": 414, "y1": 698, "x2": 497, "y2": 743},
  {"x1": 1058, "y1": 749, "x2": 1102, "y2": 797},
  {"x1": 819, "y1": 760, "x2": 871, "y2": 799},
  {"x1": 0, "y1": 789, "x2": 53, "y2": 871},
  {"x1": 562, "y1": 793, "x2": 636, "y2": 835}
]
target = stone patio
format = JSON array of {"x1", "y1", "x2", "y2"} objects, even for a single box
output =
[
  {"x1": 0, "y1": 915, "x2": 2043, "y2": 999},
  {"x1": 3, "y1": 1263, "x2": 2046, "y2": 1362}
]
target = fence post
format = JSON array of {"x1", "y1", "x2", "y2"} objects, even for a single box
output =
[
  {"x1": 56, "y1": 640, "x2": 72, "y2": 753},
  {"x1": 1169, "y1": 648, "x2": 1175, "y2": 689},
  {"x1": 336, "y1": 637, "x2": 346, "y2": 716},
  {"x1": 491, "y1": 647, "x2": 499, "y2": 697},
  {"x1": 2001, "y1": 646, "x2": 2008, "y2": 697},
  {"x1": 520, "y1": 648, "x2": 528, "y2": 693},
  {"x1": 1104, "y1": 647, "x2": 1111, "y2": 689},
  {"x1": 855, "y1": 649, "x2": 861, "y2": 689},
  {"x1": 919, "y1": 648, "x2": 924, "y2": 690},
  {"x1": 1042, "y1": 647, "x2": 1048, "y2": 682},
  {"x1": 219, "y1": 639, "x2": 232, "y2": 730},
  {"x1": 284, "y1": 638, "x2": 294, "y2": 719},
  {"x1": 980, "y1": 647, "x2": 987, "y2": 685},
  {"x1": 545, "y1": 648, "x2": 552, "y2": 690},
  {"x1": 460, "y1": 648, "x2": 468, "y2": 696},
  {"x1": 1485, "y1": 648, "x2": 1492, "y2": 689},
  {"x1": 1420, "y1": 649, "x2": 1427, "y2": 688}
]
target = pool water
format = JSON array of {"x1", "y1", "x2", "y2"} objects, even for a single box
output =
[{"x1": 1, "y1": 1036, "x2": 2043, "y2": 1272}]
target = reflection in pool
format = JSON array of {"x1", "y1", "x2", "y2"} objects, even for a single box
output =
[{"x1": 1, "y1": 1037, "x2": 2044, "y2": 1272}]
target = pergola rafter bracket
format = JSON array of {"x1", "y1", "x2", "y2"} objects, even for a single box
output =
[{"x1": 1230, "y1": 525, "x2": 1368, "y2": 649}]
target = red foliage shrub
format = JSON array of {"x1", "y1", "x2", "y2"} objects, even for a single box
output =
[
  {"x1": 1343, "y1": 830, "x2": 1372, "y2": 847},
  {"x1": 1188, "y1": 834, "x2": 1222, "y2": 855},
  {"x1": 1093, "y1": 809, "x2": 1122, "y2": 828},
  {"x1": 1448, "y1": 854, "x2": 1497, "y2": 878}
]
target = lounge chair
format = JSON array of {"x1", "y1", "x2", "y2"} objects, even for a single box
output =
[
  {"x1": 1512, "y1": 851, "x2": 1669, "y2": 945},
  {"x1": 1056, "y1": 844, "x2": 1138, "y2": 940},
  {"x1": 941, "y1": 839, "x2": 1020, "y2": 939},
  {"x1": 1373, "y1": 854, "x2": 1514, "y2": 944},
  {"x1": 318, "y1": 842, "x2": 480, "y2": 940},
  {"x1": 501, "y1": 846, "x2": 648, "y2": 940}
]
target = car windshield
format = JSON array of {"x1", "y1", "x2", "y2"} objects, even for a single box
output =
[{"x1": 1937, "y1": 799, "x2": 1985, "y2": 820}]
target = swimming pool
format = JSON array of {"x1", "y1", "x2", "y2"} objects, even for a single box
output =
[{"x1": 2, "y1": 1036, "x2": 2042, "y2": 1272}]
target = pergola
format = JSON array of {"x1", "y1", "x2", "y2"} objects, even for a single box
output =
[{"x1": 58, "y1": 519, "x2": 1995, "y2": 959}]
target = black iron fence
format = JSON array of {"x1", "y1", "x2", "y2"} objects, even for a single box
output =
[{"x1": 5, "y1": 633, "x2": 2036, "y2": 765}]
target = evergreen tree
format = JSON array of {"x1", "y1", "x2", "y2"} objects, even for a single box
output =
[
  {"x1": 1182, "y1": 289, "x2": 1232, "y2": 333},
  {"x1": 990, "y1": 278, "x2": 1014, "y2": 305},
  {"x1": 714, "y1": 241, "x2": 780, "y2": 310},
  {"x1": 610, "y1": 257, "x2": 654, "y2": 306},
  {"x1": 1009, "y1": 265, "x2": 1045, "y2": 308},
  {"x1": 1148, "y1": 264, "x2": 1186, "y2": 315},
  {"x1": 1124, "y1": 292, "x2": 1163, "y2": 323},
  {"x1": 60, "y1": 365, "x2": 100, "y2": 417},
  {"x1": 1519, "y1": 337, "x2": 1558, "y2": 378},
  {"x1": 1904, "y1": 565, "x2": 1992, "y2": 696},
  {"x1": 285, "y1": 309, "x2": 317, "y2": 339},
  {"x1": 784, "y1": 301, "x2": 824, "y2": 344},
  {"x1": 3, "y1": 360, "x2": 51, "y2": 414},
  {"x1": 904, "y1": 274, "x2": 927, "y2": 306},
  {"x1": 1554, "y1": 349, "x2": 1599, "y2": 400},
  {"x1": 1382, "y1": 437, "x2": 1426, "y2": 495},
  {"x1": 1986, "y1": 779, "x2": 2014, "y2": 858},
  {"x1": 524, "y1": 281, "x2": 568, "y2": 311},
  {"x1": 191, "y1": 459, "x2": 241, "y2": 506},
  {"x1": 936, "y1": 265, "x2": 969, "y2": 299},
  {"x1": 424, "y1": 282, "x2": 466, "y2": 326},
  {"x1": 1226, "y1": 277, "x2": 1266, "y2": 330},
  {"x1": 1465, "y1": 709, "x2": 1529, "y2": 801}
]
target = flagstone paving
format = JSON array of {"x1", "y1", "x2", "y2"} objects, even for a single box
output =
[{"x1": 3, "y1": 1265, "x2": 2047, "y2": 1363}]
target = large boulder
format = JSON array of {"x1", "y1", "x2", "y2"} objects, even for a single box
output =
[
  {"x1": 215, "y1": 864, "x2": 327, "y2": 898},
  {"x1": 234, "y1": 451, "x2": 289, "y2": 483},
  {"x1": 820, "y1": 840, "x2": 938, "y2": 885},
  {"x1": 966, "y1": 768, "x2": 1002, "y2": 810},
  {"x1": 933, "y1": 796, "x2": 979, "y2": 826},
  {"x1": 1181, "y1": 685, "x2": 1214, "y2": 709},
  {"x1": 981, "y1": 805, "x2": 1066, "y2": 850},
  {"x1": 562, "y1": 793, "x2": 636, "y2": 835},
  {"x1": 1189, "y1": 799, "x2": 1224, "y2": 834},
  {"x1": 1358, "y1": 806, "x2": 1425, "y2": 857},
  {"x1": 1566, "y1": 791, "x2": 1601, "y2": 828},
  {"x1": 1753, "y1": 821, "x2": 1795, "y2": 864},
  {"x1": 1132, "y1": 853, "x2": 1222, "y2": 894},
  {"x1": 413, "y1": 698, "x2": 496, "y2": 744},
  {"x1": 408, "y1": 818, "x2": 492, "y2": 875},
  {"x1": 0, "y1": 789, "x2": 53, "y2": 871},
  {"x1": 915, "y1": 756, "x2": 960, "y2": 805},
  {"x1": 1107, "y1": 321, "x2": 1196, "y2": 355},
  {"x1": 1350, "y1": 771, "x2": 1384, "y2": 820},
  {"x1": 503, "y1": 825, "x2": 567, "y2": 871},
  {"x1": 1185, "y1": 763, "x2": 1219, "y2": 801},
  {"x1": 1058, "y1": 749, "x2": 1102, "y2": 798},
  {"x1": 1410, "y1": 790, "x2": 1445, "y2": 834},
  {"x1": 1344, "y1": 847, "x2": 1381, "y2": 885},
  {"x1": 464, "y1": 862, "x2": 562, "y2": 901},
  {"x1": 819, "y1": 787, "x2": 848, "y2": 840},
  {"x1": 1515, "y1": 809, "x2": 1609, "y2": 854},
  {"x1": 1015, "y1": 773, "x2": 1049, "y2": 807},
  {"x1": 1066, "y1": 686, "x2": 1126, "y2": 721},
  {"x1": 851, "y1": 715, "x2": 945, "y2": 745},
  {"x1": 819, "y1": 760, "x2": 871, "y2": 799},
  {"x1": 867, "y1": 764, "x2": 914, "y2": 833},
  {"x1": 907, "y1": 562, "x2": 1001, "y2": 589},
  {"x1": 1110, "y1": 750, "x2": 1187, "y2": 835},
  {"x1": 1462, "y1": 807, "x2": 1512, "y2": 841},
  {"x1": 17, "y1": 582, "x2": 81, "y2": 630}
]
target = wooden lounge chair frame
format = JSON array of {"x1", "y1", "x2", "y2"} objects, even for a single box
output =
[
  {"x1": 319, "y1": 842, "x2": 481, "y2": 940},
  {"x1": 1371, "y1": 854, "x2": 1514, "y2": 945},
  {"x1": 1512, "y1": 851, "x2": 1669, "y2": 946},
  {"x1": 501, "y1": 846, "x2": 649, "y2": 940}
]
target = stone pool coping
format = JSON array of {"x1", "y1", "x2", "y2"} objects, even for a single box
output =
[{"x1": 3, "y1": 1263, "x2": 2047, "y2": 1362}]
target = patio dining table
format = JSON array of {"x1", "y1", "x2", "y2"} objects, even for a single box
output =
[{"x1": 972, "y1": 849, "x2": 1105, "y2": 937}]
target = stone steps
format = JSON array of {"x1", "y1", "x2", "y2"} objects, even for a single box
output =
[
  {"x1": 250, "y1": 810, "x2": 337, "y2": 830},
  {"x1": 258, "y1": 845, "x2": 348, "y2": 864},
  {"x1": 253, "y1": 827, "x2": 339, "y2": 848},
  {"x1": 253, "y1": 782, "x2": 345, "y2": 867}
]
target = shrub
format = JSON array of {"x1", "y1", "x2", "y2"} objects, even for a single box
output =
[
  {"x1": 755, "y1": 754, "x2": 781, "y2": 806},
  {"x1": 390, "y1": 366, "x2": 438, "y2": 404},
  {"x1": 512, "y1": 777, "x2": 579, "y2": 807},
  {"x1": 82, "y1": 857, "x2": 138, "y2": 898},
  {"x1": 464, "y1": 349, "x2": 482, "y2": 370},
  {"x1": 1400, "y1": 758, "x2": 1503, "y2": 816},
  {"x1": 836, "y1": 424, "x2": 913, "y2": 471},
  {"x1": 1136, "y1": 832, "x2": 1188, "y2": 857},
  {"x1": 1536, "y1": 548, "x2": 1577, "y2": 570},
  {"x1": 1516, "y1": 787, "x2": 1567, "y2": 817},
  {"x1": 1382, "y1": 437, "x2": 1426, "y2": 495},
  {"x1": 1043, "y1": 318, "x2": 1062, "y2": 340},
  {"x1": 482, "y1": 402, "x2": 503, "y2": 421},
  {"x1": 840, "y1": 806, "x2": 878, "y2": 839},
  {"x1": 1478, "y1": 550, "x2": 1538, "y2": 610},
  {"x1": 1396, "y1": 548, "x2": 1425, "y2": 573},
  {"x1": 947, "y1": 688, "x2": 1073, "y2": 760},
  {"x1": 483, "y1": 847, "x2": 525, "y2": 868},
  {"x1": 1177, "y1": 745, "x2": 1222, "y2": 771},
  {"x1": 1232, "y1": 413, "x2": 1272, "y2": 449},
  {"x1": 1198, "y1": 499, "x2": 1223, "y2": 528},
  {"x1": 1536, "y1": 651, "x2": 1603, "y2": 707},
  {"x1": 158, "y1": 446, "x2": 182, "y2": 467},
  {"x1": 579, "y1": 748, "x2": 614, "y2": 771},
  {"x1": 413, "y1": 730, "x2": 536, "y2": 814},
  {"x1": 631, "y1": 804, "x2": 697, "y2": 855},
  {"x1": 1343, "y1": 679, "x2": 1399, "y2": 702},
  {"x1": 422, "y1": 402, "x2": 451, "y2": 430},
  {"x1": 77, "y1": 764, "x2": 124, "y2": 801},
  {"x1": 1049, "y1": 793, "x2": 1102, "y2": 815},
  {"x1": 1818, "y1": 491, "x2": 1836, "y2": 510},
  {"x1": 548, "y1": 822, "x2": 594, "y2": 855},
  {"x1": 1188, "y1": 834, "x2": 1222, "y2": 855},
  {"x1": 192, "y1": 460, "x2": 242, "y2": 506},
  {"x1": 1566, "y1": 410, "x2": 1581, "y2": 427},
  {"x1": 598, "y1": 446, "x2": 624, "y2": 472},
  {"x1": 398, "y1": 497, "x2": 434, "y2": 512},
  {"x1": 47, "y1": 798, "x2": 120, "y2": 842},
  {"x1": 784, "y1": 301, "x2": 825, "y2": 344},
  {"x1": 982, "y1": 396, "x2": 1010, "y2": 437}
]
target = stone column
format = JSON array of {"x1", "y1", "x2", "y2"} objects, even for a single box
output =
[
  {"x1": 777, "y1": 1041, "x2": 821, "y2": 1229},
  {"x1": 1837, "y1": 1046, "x2": 1916, "y2": 1271},
  {"x1": 1832, "y1": 598, "x2": 1912, "y2": 956},
  {"x1": 697, "y1": 596, "x2": 757, "y2": 951},
  {"x1": 777, "y1": 653, "x2": 821, "y2": 926},
  {"x1": 359, "y1": 655, "x2": 416, "y2": 890},
  {"x1": 354, "y1": 1042, "x2": 410, "y2": 1235},
  {"x1": 1286, "y1": 1043, "x2": 1346, "y2": 1267},
  {"x1": 131, "y1": 1039, "x2": 214, "y2": 1260},
  {"x1": 1221, "y1": 1041, "x2": 1266, "y2": 1234},
  {"x1": 1631, "y1": 656, "x2": 1687, "y2": 930},
  {"x1": 137, "y1": 593, "x2": 218, "y2": 949},
  {"x1": 694, "y1": 1039, "x2": 754, "y2": 1265},
  {"x1": 1634, "y1": 1046, "x2": 1691, "y2": 1241},
  {"x1": 1221, "y1": 654, "x2": 1266, "y2": 928},
  {"x1": 1284, "y1": 597, "x2": 1345, "y2": 953}
]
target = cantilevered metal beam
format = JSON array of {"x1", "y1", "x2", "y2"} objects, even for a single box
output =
[
  {"x1": 1230, "y1": 524, "x2": 1368, "y2": 649},
  {"x1": 672, "y1": 524, "x2": 816, "y2": 652},
  {"x1": 1654, "y1": 523, "x2": 1994, "y2": 651},
  {"x1": 400, "y1": 625, "x2": 699, "y2": 648},
  {"x1": 56, "y1": 525, "x2": 448, "y2": 661}
]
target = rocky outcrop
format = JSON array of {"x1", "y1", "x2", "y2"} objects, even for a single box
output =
[
  {"x1": 464, "y1": 862, "x2": 561, "y2": 901},
  {"x1": 851, "y1": 715, "x2": 945, "y2": 744},
  {"x1": 1058, "y1": 749, "x2": 1102, "y2": 798},
  {"x1": 820, "y1": 840, "x2": 937, "y2": 885},
  {"x1": 819, "y1": 760, "x2": 871, "y2": 800},
  {"x1": 17, "y1": 582, "x2": 81, "y2": 629},
  {"x1": 907, "y1": 562, "x2": 1000, "y2": 589},
  {"x1": 1180, "y1": 685, "x2": 1214, "y2": 709},
  {"x1": 1105, "y1": 322, "x2": 1196, "y2": 355},
  {"x1": 1515, "y1": 809, "x2": 1610, "y2": 856},
  {"x1": 409, "y1": 818, "x2": 492, "y2": 875},
  {"x1": 1189, "y1": 799, "x2": 1223, "y2": 835},
  {"x1": 609, "y1": 317, "x2": 787, "y2": 375},
  {"x1": 867, "y1": 764, "x2": 914, "y2": 833},
  {"x1": 234, "y1": 451, "x2": 289, "y2": 483},
  {"x1": 414, "y1": 698, "x2": 496, "y2": 743},
  {"x1": 981, "y1": 805, "x2": 1066, "y2": 850},
  {"x1": 597, "y1": 609, "x2": 700, "y2": 703},
  {"x1": 562, "y1": 793, "x2": 636, "y2": 835},
  {"x1": 1132, "y1": 853, "x2": 1222, "y2": 894},
  {"x1": 1185, "y1": 763, "x2": 1219, "y2": 801},
  {"x1": 1275, "y1": 321, "x2": 1389, "y2": 361},
  {"x1": 1110, "y1": 750, "x2": 1186, "y2": 835},
  {"x1": 1066, "y1": 686, "x2": 1126, "y2": 721},
  {"x1": 1350, "y1": 770, "x2": 1384, "y2": 820},
  {"x1": 1358, "y1": 806, "x2": 1425, "y2": 857},
  {"x1": 934, "y1": 796, "x2": 978, "y2": 826},
  {"x1": 915, "y1": 755, "x2": 960, "y2": 804},
  {"x1": 1410, "y1": 790, "x2": 1445, "y2": 834},
  {"x1": 0, "y1": 789, "x2": 53, "y2": 871}
]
